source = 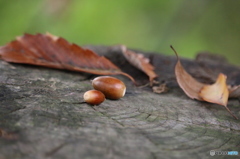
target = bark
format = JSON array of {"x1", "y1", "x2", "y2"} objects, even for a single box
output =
[{"x1": 0, "y1": 45, "x2": 240, "y2": 159}]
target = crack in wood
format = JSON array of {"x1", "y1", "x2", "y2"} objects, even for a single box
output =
[
  {"x1": 88, "y1": 105, "x2": 125, "y2": 127},
  {"x1": 45, "y1": 143, "x2": 67, "y2": 157},
  {"x1": 216, "y1": 137, "x2": 232, "y2": 150},
  {"x1": 8, "y1": 106, "x2": 26, "y2": 114}
]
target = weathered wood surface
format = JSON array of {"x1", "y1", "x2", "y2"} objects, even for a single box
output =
[{"x1": 0, "y1": 46, "x2": 240, "y2": 159}]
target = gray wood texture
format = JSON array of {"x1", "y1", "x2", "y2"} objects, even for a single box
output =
[{"x1": 0, "y1": 46, "x2": 240, "y2": 159}]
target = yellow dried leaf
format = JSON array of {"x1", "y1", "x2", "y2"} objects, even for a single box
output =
[{"x1": 199, "y1": 73, "x2": 229, "y2": 106}]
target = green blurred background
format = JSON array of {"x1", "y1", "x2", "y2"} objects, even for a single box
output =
[{"x1": 0, "y1": 0, "x2": 239, "y2": 65}]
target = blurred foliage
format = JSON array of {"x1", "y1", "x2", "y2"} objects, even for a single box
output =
[{"x1": 0, "y1": 0, "x2": 239, "y2": 65}]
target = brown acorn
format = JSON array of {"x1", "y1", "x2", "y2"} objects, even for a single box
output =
[
  {"x1": 83, "y1": 90, "x2": 105, "y2": 105},
  {"x1": 92, "y1": 76, "x2": 126, "y2": 100}
]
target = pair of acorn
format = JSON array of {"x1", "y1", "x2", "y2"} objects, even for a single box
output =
[{"x1": 83, "y1": 76, "x2": 126, "y2": 105}]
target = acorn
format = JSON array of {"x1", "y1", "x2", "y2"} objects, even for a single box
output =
[
  {"x1": 92, "y1": 76, "x2": 126, "y2": 100},
  {"x1": 83, "y1": 90, "x2": 105, "y2": 105}
]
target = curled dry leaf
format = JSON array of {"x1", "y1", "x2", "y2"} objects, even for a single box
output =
[
  {"x1": 199, "y1": 73, "x2": 229, "y2": 106},
  {"x1": 121, "y1": 45, "x2": 157, "y2": 85},
  {"x1": 171, "y1": 45, "x2": 238, "y2": 119},
  {"x1": 0, "y1": 33, "x2": 135, "y2": 83},
  {"x1": 199, "y1": 74, "x2": 238, "y2": 119},
  {"x1": 170, "y1": 45, "x2": 204, "y2": 100}
]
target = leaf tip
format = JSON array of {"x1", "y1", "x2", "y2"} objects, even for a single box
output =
[
  {"x1": 224, "y1": 106, "x2": 239, "y2": 120},
  {"x1": 120, "y1": 45, "x2": 127, "y2": 52}
]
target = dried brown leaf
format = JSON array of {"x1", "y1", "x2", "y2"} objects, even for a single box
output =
[
  {"x1": 171, "y1": 45, "x2": 204, "y2": 100},
  {"x1": 121, "y1": 45, "x2": 157, "y2": 85},
  {"x1": 0, "y1": 33, "x2": 135, "y2": 83},
  {"x1": 171, "y1": 45, "x2": 238, "y2": 119}
]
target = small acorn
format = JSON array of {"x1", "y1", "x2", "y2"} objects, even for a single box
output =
[
  {"x1": 92, "y1": 76, "x2": 126, "y2": 100},
  {"x1": 83, "y1": 90, "x2": 105, "y2": 105}
]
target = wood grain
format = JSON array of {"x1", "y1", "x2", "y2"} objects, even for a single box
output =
[{"x1": 0, "y1": 46, "x2": 240, "y2": 159}]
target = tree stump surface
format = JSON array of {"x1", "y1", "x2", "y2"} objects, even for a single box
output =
[{"x1": 0, "y1": 45, "x2": 240, "y2": 159}]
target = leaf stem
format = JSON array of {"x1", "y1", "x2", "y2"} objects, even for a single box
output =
[
  {"x1": 119, "y1": 72, "x2": 136, "y2": 85},
  {"x1": 170, "y1": 45, "x2": 179, "y2": 59},
  {"x1": 224, "y1": 106, "x2": 238, "y2": 120}
]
